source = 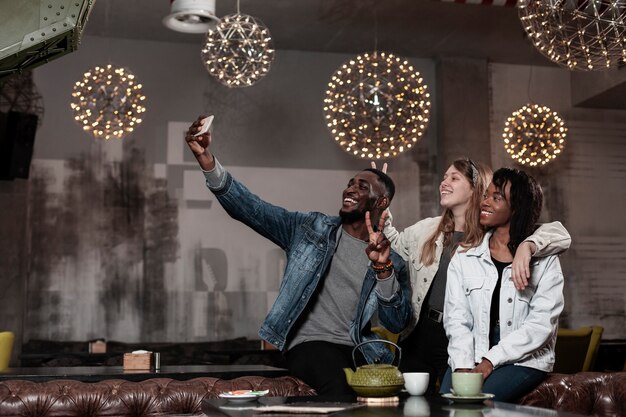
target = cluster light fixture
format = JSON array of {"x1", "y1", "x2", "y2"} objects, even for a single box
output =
[
  {"x1": 201, "y1": 13, "x2": 274, "y2": 87},
  {"x1": 70, "y1": 65, "x2": 146, "y2": 140},
  {"x1": 518, "y1": 0, "x2": 626, "y2": 70},
  {"x1": 323, "y1": 51, "x2": 431, "y2": 159},
  {"x1": 502, "y1": 103, "x2": 567, "y2": 166}
]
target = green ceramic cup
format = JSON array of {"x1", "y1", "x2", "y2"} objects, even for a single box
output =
[{"x1": 451, "y1": 372, "x2": 483, "y2": 397}]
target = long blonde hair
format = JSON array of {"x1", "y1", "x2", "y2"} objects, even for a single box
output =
[{"x1": 420, "y1": 159, "x2": 492, "y2": 266}]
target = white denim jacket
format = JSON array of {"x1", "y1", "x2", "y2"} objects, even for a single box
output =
[
  {"x1": 385, "y1": 217, "x2": 571, "y2": 336},
  {"x1": 444, "y1": 230, "x2": 565, "y2": 372}
]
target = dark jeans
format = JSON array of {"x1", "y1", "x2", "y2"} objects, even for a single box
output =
[
  {"x1": 286, "y1": 341, "x2": 366, "y2": 396},
  {"x1": 440, "y1": 365, "x2": 547, "y2": 402},
  {"x1": 398, "y1": 313, "x2": 449, "y2": 394}
]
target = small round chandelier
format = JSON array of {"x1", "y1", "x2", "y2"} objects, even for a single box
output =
[
  {"x1": 518, "y1": 0, "x2": 626, "y2": 70},
  {"x1": 323, "y1": 51, "x2": 431, "y2": 160},
  {"x1": 201, "y1": 13, "x2": 275, "y2": 88},
  {"x1": 70, "y1": 65, "x2": 146, "y2": 140},
  {"x1": 502, "y1": 104, "x2": 567, "y2": 167}
]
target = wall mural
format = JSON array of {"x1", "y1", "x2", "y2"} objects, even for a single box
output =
[{"x1": 25, "y1": 147, "x2": 178, "y2": 342}]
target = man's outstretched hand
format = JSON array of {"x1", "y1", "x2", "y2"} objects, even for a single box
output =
[{"x1": 185, "y1": 115, "x2": 215, "y2": 171}]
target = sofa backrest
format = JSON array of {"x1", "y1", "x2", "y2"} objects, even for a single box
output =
[
  {"x1": 0, "y1": 376, "x2": 316, "y2": 416},
  {"x1": 518, "y1": 372, "x2": 626, "y2": 417}
]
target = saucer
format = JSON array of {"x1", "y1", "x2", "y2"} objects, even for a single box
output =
[
  {"x1": 219, "y1": 390, "x2": 269, "y2": 403},
  {"x1": 441, "y1": 393, "x2": 495, "y2": 403}
]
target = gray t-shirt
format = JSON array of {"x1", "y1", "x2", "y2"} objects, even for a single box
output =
[
  {"x1": 427, "y1": 231, "x2": 464, "y2": 311},
  {"x1": 287, "y1": 231, "x2": 368, "y2": 349}
]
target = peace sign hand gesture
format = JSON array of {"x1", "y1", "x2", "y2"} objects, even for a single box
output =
[{"x1": 365, "y1": 210, "x2": 391, "y2": 266}]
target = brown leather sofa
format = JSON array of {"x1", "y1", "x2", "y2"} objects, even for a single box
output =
[
  {"x1": 0, "y1": 376, "x2": 315, "y2": 416},
  {"x1": 518, "y1": 372, "x2": 626, "y2": 417},
  {"x1": 0, "y1": 372, "x2": 623, "y2": 417}
]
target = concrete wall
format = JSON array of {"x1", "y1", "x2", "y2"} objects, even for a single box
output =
[{"x1": 0, "y1": 35, "x2": 436, "y2": 361}]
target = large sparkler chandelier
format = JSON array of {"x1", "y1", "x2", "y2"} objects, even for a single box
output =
[
  {"x1": 323, "y1": 52, "x2": 431, "y2": 160},
  {"x1": 502, "y1": 104, "x2": 567, "y2": 166},
  {"x1": 201, "y1": 11, "x2": 274, "y2": 87},
  {"x1": 518, "y1": 0, "x2": 626, "y2": 70},
  {"x1": 70, "y1": 65, "x2": 146, "y2": 140}
]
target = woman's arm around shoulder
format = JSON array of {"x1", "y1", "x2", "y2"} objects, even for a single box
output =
[{"x1": 512, "y1": 221, "x2": 571, "y2": 289}]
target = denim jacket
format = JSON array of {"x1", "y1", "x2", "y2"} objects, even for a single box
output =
[{"x1": 206, "y1": 168, "x2": 412, "y2": 364}]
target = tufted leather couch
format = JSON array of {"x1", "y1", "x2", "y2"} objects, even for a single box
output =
[
  {"x1": 0, "y1": 372, "x2": 623, "y2": 417},
  {"x1": 0, "y1": 376, "x2": 315, "y2": 416},
  {"x1": 518, "y1": 372, "x2": 626, "y2": 417}
]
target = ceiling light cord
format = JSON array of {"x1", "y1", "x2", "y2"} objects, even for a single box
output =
[
  {"x1": 372, "y1": 0, "x2": 378, "y2": 54},
  {"x1": 527, "y1": 64, "x2": 533, "y2": 104}
]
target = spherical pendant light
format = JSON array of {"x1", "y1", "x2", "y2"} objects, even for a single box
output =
[
  {"x1": 323, "y1": 51, "x2": 431, "y2": 160},
  {"x1": 518, "y1": 0, "x2": 626, "y2": 70},
  {"x1": 201, "y1": 13, "x2": 275, "y2": 88},
  {"x1": 70, "y1": 65, "x2": 146, "y2": 140},
  {"x1": 502, "y1": 103, "x2": 567, "y2": 166}
]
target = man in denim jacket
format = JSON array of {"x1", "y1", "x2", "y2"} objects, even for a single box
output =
[{"x1": 184, "y1": 117, "x2": 412, "y2": 395}]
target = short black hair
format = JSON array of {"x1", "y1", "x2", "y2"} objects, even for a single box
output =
[
  {"x1": 492, "y1": 167, "x2": 543, "y2": 255},
  {"x1": 363, "y1": 168, "x2": 395, "y2": 202}
]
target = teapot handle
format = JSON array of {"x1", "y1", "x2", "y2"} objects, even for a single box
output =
[{"x1": 352, "y1": 339, "x2": 401, "y2": 368}]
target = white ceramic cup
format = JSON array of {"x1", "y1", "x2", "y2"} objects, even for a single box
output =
[
  {"x1": 403, "y1": 372, "x2": 429, "y2": 396},
  {"x1": 451, "y1": 372, "x2": 483, "y2": 397}
]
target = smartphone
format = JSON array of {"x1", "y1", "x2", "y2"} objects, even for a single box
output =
[{"x1": 194, "y1": 115, "x2": 214, "y2": 136}]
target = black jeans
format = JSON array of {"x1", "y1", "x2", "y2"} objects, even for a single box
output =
[
  {"x1": 398, "y1": 313, "x2": 449, "y2": 394},
  {"x1": 286, "y1": 341, "x2": 366, "y2": 396}
]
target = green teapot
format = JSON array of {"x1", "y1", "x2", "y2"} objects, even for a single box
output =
[{"x1": 343, "y1": 340, "x2": 404, "y2": 397}]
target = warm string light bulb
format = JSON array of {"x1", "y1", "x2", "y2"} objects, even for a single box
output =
[
  {"x1": 201, "y1": 13, "x2": 275, "y2": 87},
  {"x1": 70, "y1": 65, "x2": 146, "y2": 140},
  {"x1": 502, "y1": 104, "x2": 567, "y2": 166},
  {"x1": 323, "y1": 51, "x2": 431, "y2": 159},
  {"x1": 518, "y1": 0, "x2": 626, "y2": 70}
]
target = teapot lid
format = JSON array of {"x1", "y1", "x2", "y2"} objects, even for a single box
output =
[{"x1": 360, "y1": 363, "x2": 396, "y2": 369}]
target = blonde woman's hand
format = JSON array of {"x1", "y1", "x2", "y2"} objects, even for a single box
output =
[
  {"x1": 370, "y1": 161, "x2": 388, "y2": 174},
  {"x1": 511, "y1": 241, "x2": 536, "y2": 290}
]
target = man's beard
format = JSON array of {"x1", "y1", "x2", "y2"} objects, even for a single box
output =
[
  {"x1": 339, "y1": 209, "x2": 366, "y2": 224},
  {"x1": 339, "y1": 198, "x2": 377, "y2": 225}
]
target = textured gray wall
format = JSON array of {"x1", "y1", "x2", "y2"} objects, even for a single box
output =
[{"x1": 0, "y1": 35, "x2": 436, "y2": 362}]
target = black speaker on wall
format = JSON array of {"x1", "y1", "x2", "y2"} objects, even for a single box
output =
[{"x1": 0, "y1": 111, "x2": 38, "y2": 180}]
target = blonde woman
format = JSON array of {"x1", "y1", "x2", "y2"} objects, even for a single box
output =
[{"x1": 383, "y1": 159, "x2": 570, "y2": 393}]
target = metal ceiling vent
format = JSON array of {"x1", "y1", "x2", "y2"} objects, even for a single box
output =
[{"x1": 163, "y1": 0, "x2": 219, "y2": 33}]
